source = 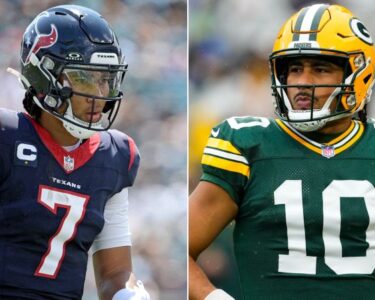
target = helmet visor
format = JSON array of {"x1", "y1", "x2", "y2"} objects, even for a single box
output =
[{"x1": 63, "y1": 68, "x2": 125, "y2": 99}]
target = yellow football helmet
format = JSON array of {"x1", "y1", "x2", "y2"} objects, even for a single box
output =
[{"x1": 270, "y1": 4, "x2": 375, "y2": 131}]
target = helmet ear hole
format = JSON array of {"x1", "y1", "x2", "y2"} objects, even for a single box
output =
[
  {"x1": 363, "y1": 74, "x2": 372, "y2": 84},
  {"x1": 103, "y1": 101, "x2": 114, "y2": 113}
]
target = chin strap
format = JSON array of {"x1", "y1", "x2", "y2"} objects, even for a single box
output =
[{"x1": 61, "y1": 98, "x2": 102, "y2": 139}]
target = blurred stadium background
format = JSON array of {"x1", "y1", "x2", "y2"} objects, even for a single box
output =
[
  {"x1": 0, "y1": 0, "x2": 187, "y2": 299},
  {"x1": 190, "y1": 0, "x2": 375, "y2": 298}
]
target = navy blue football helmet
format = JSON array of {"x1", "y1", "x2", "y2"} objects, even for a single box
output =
[{"x1": 16, "y1": 5, "x2": 127, "y2": 138}]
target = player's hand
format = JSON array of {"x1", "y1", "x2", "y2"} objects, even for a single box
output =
[{"x1": 112, "y1": 281, "x2": 150, "y2": 300}]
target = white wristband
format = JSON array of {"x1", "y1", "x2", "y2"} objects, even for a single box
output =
[
  {"x1": 112, "y1": 288, "x2": 136, "y2": 300},
  {"x1": 112, "y1": 281, "x2": 150, "y2": 300},
  {"x1": 204, "y1": 289, "x2": 235, "y2": 300}
]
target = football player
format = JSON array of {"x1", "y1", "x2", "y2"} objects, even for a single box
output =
[
  {"x1": 0, "y1": 5, "x2": 149, "y2": 300},
  {"x1": 189, "y1": 4, "x2": 375, "y2": 300}
]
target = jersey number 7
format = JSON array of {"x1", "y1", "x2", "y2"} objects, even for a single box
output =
[{"x1": 34, "y1": 185, "x2": 90, "y2": 278}]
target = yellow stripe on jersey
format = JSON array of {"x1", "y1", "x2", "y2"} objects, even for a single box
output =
[
  {"x1": 206, "y1": 138, "x2": 241, "y2": 154},
  {"x1": 326, "y1": 121, "x2": 355, "y2": 145},
  {"x1": 276, "y1": 119, "x2": 365, "y2": 157},
  {"x1": 202, "y1": 154, "x2": 250, "y2": 178},
  {"x1": 275, "y1": 119, "x2": 322, "y2": 155},
  {"x1": 334, "y1": 121, "x2": 364, "y2": 154}
]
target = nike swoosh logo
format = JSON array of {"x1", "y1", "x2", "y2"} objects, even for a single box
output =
[{"x1": 211, "y1": 128, "x2": 220, "y2": 137}]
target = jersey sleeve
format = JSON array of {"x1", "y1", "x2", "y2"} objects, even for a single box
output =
[
  {"x1": 0, "y1": 109, "x2": 19, "y2": 183},
  {"x1": 109, "y1": 129, "x2": 141, "y2": 188},
  {"x1": 125, "y1": 135, "x2": 140, "y2": 186},
  {"x1": 91, "y1": 187, "x2": 132, "y2": 253},
  {"x1": 0, "y1": 148, "x2": 8, "y2": 183},
  {"x1": 200, "y1": 118, "x2": 250, "y2": 204}
]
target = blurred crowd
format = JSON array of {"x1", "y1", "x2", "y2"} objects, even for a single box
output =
[
  {"x1": 189, "y1": 1, "x2": 375, "y2": 298},
  {"x1": 0, "y1": 0, "x2": 187, "y2": 299}
]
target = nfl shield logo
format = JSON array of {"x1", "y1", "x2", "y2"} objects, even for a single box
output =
[
  {"x1": 321, "y1": 146, "x2": 335, "y2": 158},
  {"x1": 64, "y1": 155, "x2": 75, "y2": 171}
]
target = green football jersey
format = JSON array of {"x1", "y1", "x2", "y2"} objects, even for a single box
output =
[{"x1": 201, "y1": 116, "x2": 375, "y2": 300}]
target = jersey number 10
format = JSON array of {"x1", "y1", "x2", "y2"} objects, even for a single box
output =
[{"x1": 275, "y1": 180, "x2": 375, "y2": 275}]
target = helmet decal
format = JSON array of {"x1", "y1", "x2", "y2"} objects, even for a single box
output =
[
  {"x1": 65, "y1": 52, "x2": 84, "y2": 62},
  {"x1": 23, "y1": 12, "x2": 58, "y2": 65},
  {"x1": 292, "y1": 4, "x2": 329, "y2": 42},
  {"x1": 350, "y1": 18, "x2": 373, "y2": 45}
]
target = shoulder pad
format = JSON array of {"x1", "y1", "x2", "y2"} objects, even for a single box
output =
[
  {"x1": 107, "y1": 129, "x2": 140, "y2": 186},
  {"x1": 211, "y1": 116, "x2": 274, "y2": 151}
]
